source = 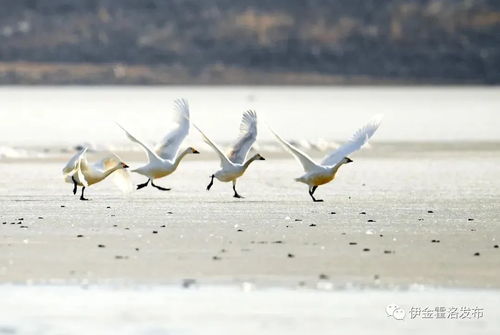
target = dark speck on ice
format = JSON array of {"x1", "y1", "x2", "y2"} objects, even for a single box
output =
[{"x1": 182, "y1": 278, "x2": 197, "y2": 288}]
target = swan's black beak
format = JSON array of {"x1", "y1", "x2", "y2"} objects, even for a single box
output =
[
  {"x1": 122, "y1": 163, "x2": 130, "y2": 168},
  {"x1": 192, "y1": 149, "x2": 200, "y2": 154},
  {"x1": 259, "y1": 156, "x2": 266, "y2": 160},
  {"x1": 346, "y1": 157, "x2": 353, "y2": 163}
]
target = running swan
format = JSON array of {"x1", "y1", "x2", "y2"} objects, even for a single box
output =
[
  {"x1": 62, "y1": 147, "x2": 131, "y2": 200},
  {"x1": 118, "y1": 99, "x2": 199, "y2": 191},
  {"x1": 271, "y1": 115, "x2": 383, "y2": 202},
  {"x1": 194, "y1": 110, "x2": 265, "y2": 198}
]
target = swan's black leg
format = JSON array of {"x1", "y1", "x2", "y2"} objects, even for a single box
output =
[
  {"x1": 233, "y1": 180, "x2": 244, "y2": 199},
  {"x1": 151, "y1": 180, "x2": 171, "y2": 191},
  {"x1": 71, "y1": 176, "x2": 78, "y2": 195},
  {"x1": 206, "y1": 175, "x2": 215, "y2": 191},
  {"x1": 137, "y1": 179, "x2": 150, "y2": 190},
  {"x1": 80, "y1": 187, "x2": 89, "y2": 201},
  {"x1": 309, "y1": 185, "x2": 323, "y2": 202}
]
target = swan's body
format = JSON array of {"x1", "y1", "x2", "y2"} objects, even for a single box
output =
[
  {"x1": 118, "y1": 99, "x2": 199, "y2": 191},
  {"x1": 271, "y1": 114, "x2": 383, "y2": 202},
  {"x1": 194, "y1": 110, "x2": 265, "y2": 198},
  {"x1": 62, "y1": 148, "x2": 130, "y2": 200}
]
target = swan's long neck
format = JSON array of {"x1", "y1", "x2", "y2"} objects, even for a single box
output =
[
  {"x1": 172, "y1": 148, "x2": 192, "y2": 170},
  {"x1": 102, "y1": 164, "x2": 123, "y2": 179},
  {"x1": 330, "y1": 161, "x2": 346, "y2": 176},
  {"x1": 242, "y1": 154, "x2": 260, "y2": 171}
]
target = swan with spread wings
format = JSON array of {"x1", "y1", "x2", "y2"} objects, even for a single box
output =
[
  {"x1": 194, "y1": 110, "x2": 265, "y2": 198},
  {"x1": 271, "y1": 115, "x2": 383, "y2": 202},
  {"x1": 62, "y1": 147, "x2": 131, "y2": 200},
  {"x1": 118, "y1": 98, "x2": 200, "y2": 191}
]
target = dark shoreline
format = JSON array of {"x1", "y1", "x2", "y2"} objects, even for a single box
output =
[{"x1": 0, "y1": 62, "x2": 489, "y2": 86}]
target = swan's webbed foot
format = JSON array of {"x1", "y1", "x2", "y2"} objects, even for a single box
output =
[
  {"x1": 206, "y1": 175, "x2": 214, "y2": 191},
  {"x1": 137, "y1": 179, "x2": 150, "y2": 190},
  {"x1": 80, "y1": 187, "x2": 89, "y2": 201},
  {"x1": 151, "y1": 180, "x2": 171, "y2": 191},
  {"x1": 232, "y1": 181, "x2": 244, "y2": 199},
  {"x1": 309, "y1": 186, "x2": 323, "y2": 202}
]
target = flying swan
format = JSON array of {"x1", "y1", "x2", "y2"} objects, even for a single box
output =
[
  {"x1": 271, "y1": 114, "x2": 383, "y2": 202},
  {"x1": 194, "y1": 110, "x2": 265, "y2": 198},
  {"x1": 118, "y1": 98, "x2": 199, "y2": 191},
  {"x1": 62, "y1": 147, "x2": 131, "y2": 200}
]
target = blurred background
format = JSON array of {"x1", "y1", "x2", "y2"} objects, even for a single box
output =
[{"x1": 0, "y1": 0, "x2": 499, "y2": 85}]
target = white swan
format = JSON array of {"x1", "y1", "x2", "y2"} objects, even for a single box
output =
[
  {"x1": 194, "y1": 110, "x2": 265, "y2": 198},
  {"x1": 271, "y1": 114, "x2": 383, "y2": 202},
  {"x1": 118, "y1": 98, "x2": 199, "y2": 191},
  {"x1": 62, "y1": 147, "x2": 131, "y2": 200}
]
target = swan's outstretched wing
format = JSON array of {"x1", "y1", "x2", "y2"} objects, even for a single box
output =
[
  {"x1": 321, "y1": 114, "x2": 383, "y2": 167},
  {"x1": 270, "y1": 128, "x2": 319, "y2": 172},
  {"x1": 192, "y1": 123, "x2": 233, "y2": 169},
  {"x1": 111, "y1": 168, "x2": 134, "y2": 193},
  {"x1": 62, "y1": 147, "x2": 88, "y2": 176},
  {"x1": 117, "y1": 123, "x2": 162, "y2": 164},
  {"x1": 93, "y1": 154, "x2": 120, "y2": 173},
  {"x1": 76, "y1": 155, "x2": 89, "y2": 187},
  {"x1": 227, "y1": 110, "x2": 257, "y2": 164},
  {"x1": 155, "y1": 98, "x2": 190, "y2": 161}
]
